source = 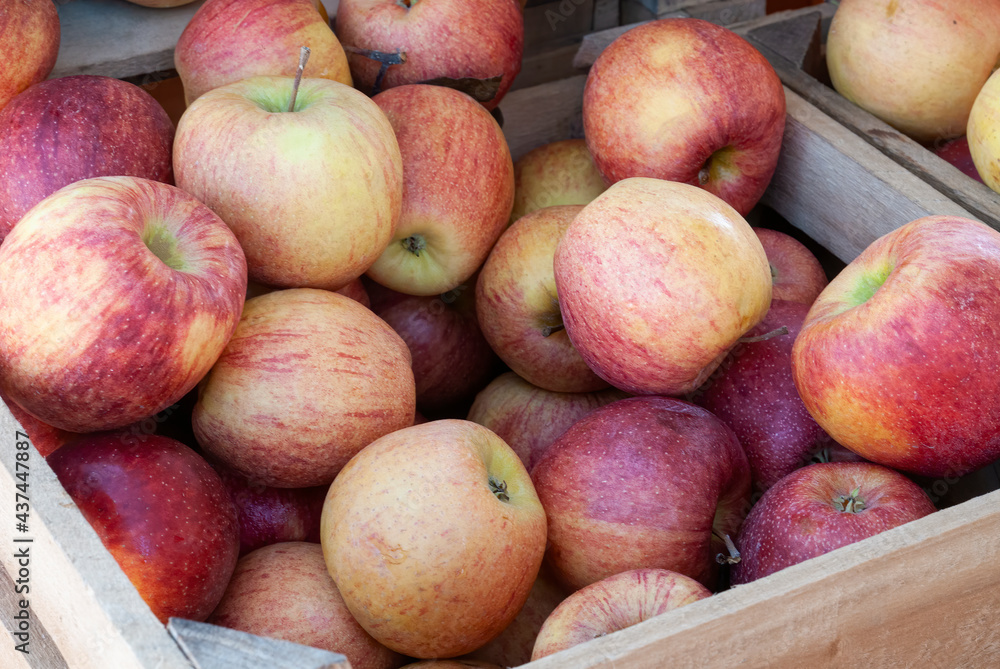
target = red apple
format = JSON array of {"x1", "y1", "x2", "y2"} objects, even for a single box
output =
[
  {"x1": 531, "y1": 396, "x2": 751, "y2": 591},
  {"x1": 175, "y1": 0, "x2": 352, "y2": 104},
  {"x1": 732, "y1": 462, "x2": 936, "y2": 584},
  {"x1": 753, "y1": 227, "x2": 829, "y2": 305},
  {"x1": 401, "y1": 662, "x2": 500, "y2": 669},
  {"x1": 695, "y1": 299, "x2": 861, "y2": 492},
  {"x1": 0, "y1": 0, "x2": 59, "y2": 113},
  {"x1": 510, "y1": 139, "x2": 607, "y2": 223},
  {"x1": 477, "y1": 205, "x2": 609, "y2": 393},
  {"x1": 193, "y1": 288, "x2": 416, "y2": 488},
  {"x1": 530, "y1": 568, "x2": 711, "y2": 661},
  {"x1": 0, "y1": 177, "x2": 246, "y2": 433},
  {"x1": 334, "y1": 0, "x2": 523, "y2": 110},
  {"x1": 0, "y1": 388, "x2": 79, "y2": 458},
  {"x1": 46, "y1": 433, "x2": 239, "y2": 623},
  {"x1": 582, "y1": 18, "x2": 785, "y2": 216},
  {"x1": 366, "y1": 84, "x2": 514, "y2": 296},
  {"x1": 209, "y1": 542, "x2": 404, "y2": 669},
  {"x1": 553, "y1": 178, "x2": 772, "y2": 396},
  {"x1": 174, "y1": 75, "x2": 403, "y2": 290},
  {"x1": 792, "y1": 215, "x2": 1000, "y2": 477},
  {"x1": 321, "y1": 419, "x2": 547, "y2": 659},
  {"x1": 0, "y1": 75, "x2": 175, "y2": 242},
  {"x1": 466, "y1": 372, "x2": 627, "y2": 471},
  {"x1": 365, "y1": 278, "x2": 500, "y2": 418},
  {"x1": 933, "y1": 136, "x2": 985, "y2": 184}
]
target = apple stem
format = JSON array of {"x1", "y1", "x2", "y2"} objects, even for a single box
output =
[
  {"x1": 343, "y1": 46, "x2": 407, "y2": 95},
  {"x1": 738, "y1": 326, "x2": 789, "y2": 344},
  {"x1": 541, "y1": 324, "x2": 565, "y2": 338},
  {"x1": 834, "y1": 487, "x2": 867, "y2": 514},
  {"x1": 288, "y1": 46, "x2": 311, "y2": 113},
  {"x1": 698, "y1": 166, "x2": 711, "y2": 186},
  {"x1": 489, "y1": 476, "x2": 509, "y2": 502},
  {"x1": 715, "y1": 534, "x2": 741, "y2": 565}
]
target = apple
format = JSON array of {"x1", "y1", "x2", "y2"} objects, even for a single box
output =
[
  {"x1": 175, "y1": 0, "x2": 352, "y2": 105},
  {"x1": 934, "y1": 136, "x2": 985, "y2": 184},
  {"x1": 334, "y1": 0, "x2": 523, "y2": 110},
  {"x1": 531, "y1": 396, "x2": 751, "y2": 591},
  {"x1": 208, "y1": 542, "x2": 404, "y2": 669},
  {"x1": 510, "y1": 139, "x2": 607, "y2": 223},
  {"x1": 968, "y1": 69, "x2": 1000, "y2": 193},
  {"x1": 365, "y1": 84, "x2": 514, "y2": 296},
  {"x1": 530, "y1": 568, "x2": 711, "y2": 661},
  {"x1": 401, "y1": 662, "x2": 500, "y2": 669},
  {"x1": 321, "y1": 419, "x2": 547, "y2": 659},
  {"x1": 0, "y1": 0, "x2": 59, "y2": 113},
  {"x1": 193, "y1": 288, "x2": 416, "y2": 488},
  {"x1": 553, "y1": 177, "x2": 772, "y2": 396},
  {"x1": 46, "y1": 433, "x2": 239, "y2": 623},
  {"x1": 0, "y1": 75, "x2": 175, "y2": 242},
  {"x1": 174, "y1": 75, "x2": 403, "y2": 291},
  {"x1": 212, "y1": 461, "x2": 328, "y2": 556},
  {"x1": 463, "y1": 565, "x2": 569, "y2": 668},
  {"x1": 753, "y1": 227, "x2": 829, "y2": 305},
  {"x1": 792, "y1": 215, "x2": 1000, "y2": 477},
  {"x1": 582, "y1": 18, "x2": 785, "y2": 216},
  {"x1": 477, "y1": 205, "x2": 609, "y2": 394},
  {"x1": 126, "y1": 0, "x2": 199, "y2": 6},
  {"x1": 247, "y1": 276, "x2": 372, "y2": 308},
  {"x1": 0, "y1": 177, "x2": 246, "y2": 433},
  {"x1": 695, "y1": 299, "x2": 861, "y2": 493},
  {"x1": 466, "y1": 372, "x2": 628, "y2": 471},
  {"x1": 0, "y1": 388, "x2": 79, "y2": 458},
  {"x1": 827, "y1": 0, "x2": 1000, "y2": 143},
  {"x1": 364, "y1": 277, "x2": 500, "y2": 418},
  {"x1": 731, "y1": 462, "x2": 936, "y2": 584}
]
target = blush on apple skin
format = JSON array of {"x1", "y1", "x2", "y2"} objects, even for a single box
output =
[
  {"x1": 46, "y1": 433, "x2": 240, "y2": 623},
  {"x1": 1, "y1": 388, "x2": 79, "y2": 458},
  {"x1": 731, "y1": 462, "x2": 936, "y2": 585},
  {"x1": 0, "y1": 0, "x2": 59, "y2": 112},
  {"x1": 753, "y1": 228, "x2": 829, "y2": 305},
  {"x1": 510, "y1": 139, "x2": 607, "y2": 223},
  {"x1": 0, "y1": 75, "x2": 175, "y2": 242},
  {"x1": 933, "y1": 136, "x2": 985, "y2": 183}
]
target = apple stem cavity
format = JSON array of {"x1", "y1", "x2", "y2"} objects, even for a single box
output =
[
  {"x1": 698, "y1": 166, "x2": 711, "y2": 186},
  {"x1": 397, "y1": 0, "x2": 418, "y2": 7},
  {"x1": 715, "y1": 534, "x2": 741, "y2": 565},
  {"x1": 288, "y1": 46, "x2": 312, "y2": 113},
  {"x1": 342, "y1": 45, "x2": 407, "y2": 95},
  {"x1": 489, "y1": 476, "x2": 510, "y2": 503},
  {"x1": 402, "y1": 235, "x2": 426, "y2": 257},
  {"x1": 738, "y1": 326, "x2": 789, "y2": 344},
  {"x1": 833, "y1": 487, "x2": 867, "y2": 514},
  {"x1": 142, "y1": 222, "x2": 187, "y2": 272}
]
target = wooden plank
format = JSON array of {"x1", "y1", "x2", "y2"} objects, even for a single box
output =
[
  {"x1": 524, "y1": 0, "x2": 595, "y2": 53},
  {"x1": 621, "y1": 0, "x2": 709, "y2": 22},
  {"x1": 52, "y1": 0, "x2": 206, "y2": 81},
  {"x1": 525, "y1": 487, "x2": 1000, "y2": 668},
  {"x1": 167, "y1": 619, "x2": 351, "y2": 669},
  {"x1": 513, "y1": 42, "x2": 583, "y2": 92},
  {"x1": 498, "y1": 74, "x2": 587, "y2": 161},
  {"x1": 0, "y1": 409, "x2": 194, "y2": 669},
  {"x1": 593, "y1": 0, "x2": 621, "y2": 30}
]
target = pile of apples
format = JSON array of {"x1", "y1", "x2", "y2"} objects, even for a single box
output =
[{"x1": 4, "y1": 1, "x2": 1000, "y2": 667}]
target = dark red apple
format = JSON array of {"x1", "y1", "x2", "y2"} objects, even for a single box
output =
[
  {"x1": 732, "y1": 462, "x2": 936, "y2": 584},
  {"x1": 46, "y1": 433, "x2": 239, "y2": 623},
  {"x1": 753, "y1": 227, "x2": 828, "y2": 305},
  {"x1": 933, "y1": 136, "x2": 985, "y2": 183},
  {"x1": 0, "y1": 388, "x2": 78, "y2": 457},
  {"x1": 0, "y1": 75, "x2": 175, "y2": 242}
]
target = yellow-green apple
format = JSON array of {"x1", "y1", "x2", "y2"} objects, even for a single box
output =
[
  {"x1": 695, "y1": 300, "x2": 861, "y2": 493},
  {"x1": 334, "y1": 0, "x2": 523, "y2": 109},
  {"x1": 46, "y1": 433, "x2": 240, "y2": 623},
  {"x1": 828, "y1": 0, "x2": 1000, "y2": 143},
  {"x1": 174, "y1": 76, "x2": 402, "y2": 290},
  {"x1": 477, "y1": 205, "x2": 608, "y2": 394},
  {"x1": 175, "y1": 0, "x2": 352, "y2": 105},
  {"x1": 530, "y1": 568, "x2": 711, "y2": 661},
  {"x1": 366, "y1": 84, "x2": 514, "y2": 296},
  {"x1": 364, "y1": 278, "x2": 500, "y2": 418},
  {"x1": 0, "y1": 75, "x2": 175, "y2": 242},
  {"x1": 731, "y1": 462, "x2": 936, "y2": 584},
  {"x1": 208, "y1": 542, "x2": 404, "y2": 669},
  {"x1": 467, "y1": 372, "x2": 628, "y2": 471},
  {"x1": 969, "y1": 69, "x2": 1000, "y2": 193},
  {"x1": 531, "y1": 396, "x2": 751, "y2": 591},
  {"x1": 753, "y1": 227, "x2": 828, "y2": 305},
  {"x1": 193, "y1": 288, "x2": 415, "y2": 488},
  {"x1": 553, "y1": 178, "x2": 772, "y2": 396},
  {"x1": 0, "y1": 0, "x2": 59, "y2": 113},
  {"x1": 582, "y1": 19, "x2": 785, "y2": 216},
  {"x1": 510, "y1": 139, "x2": 606, "y2": 223},
  {"x1": 0, "y1": 177, "x2": 246, "y2": 433},
  {"x1": 463, "y1": 565, "x2": 569, "y2": 668},
  {"x1": 935, "y1": 136, "x2": 985, "y2": 184},
  {"x1": 792, "y1": 215, "x2": 1000, "y2": 477},
  {"x1": 0, "y1": 389, "x2": 79, "y2": 457},
  {"x1": 321, "y1": 419, "x2": 547, "y2": 658}
]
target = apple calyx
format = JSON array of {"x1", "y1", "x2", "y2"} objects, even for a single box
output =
[
  {"x1": 488, "y1": 476, "x2": 510, "y2": 502},
  {"x1": 402, "y1": 234, "x2": 426, "y2": 257},
  {"x1": 833, "y1": 487, "x2": 867, "y2": 514},
  {"x1": 143, "y1": 222, "x2": 187, "y2": 271},
  {"x1": 715, "y1": 534, "x2": 741, "y2": 565},
  {"x1": 288, "y1": 46, "x2": 312, "y2": 113},
  {"x1": 737, "y1": 326, "x2": 789, "y2": 344},
  {"x1": 397, "y1": 0, "x2": 418, "y2": 7}
]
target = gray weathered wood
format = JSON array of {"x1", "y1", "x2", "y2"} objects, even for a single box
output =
[
  {"x1": 167, "y1": 619, "x2": 351, "y2": 669},
  {"x1": 498, "y1": 74, "x2": 587, "y2": 161},
  {"x1": 741, "y1": 8, "x2": 823, "y2": 74},
  {"x1": 621, "y1": 0, "x2": 707, "y2": 21},
  {"x1": 593, "y1": 0, "x2": 621, "y2": 30},
  {"x1": 524, "y1": 0, "x2": 596, "y2": 54}
]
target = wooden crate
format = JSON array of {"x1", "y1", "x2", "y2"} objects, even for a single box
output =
[{"x1": 5, "y1": 5, "x2": 1000, "y2": 669}]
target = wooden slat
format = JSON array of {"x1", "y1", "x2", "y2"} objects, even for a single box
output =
[
  {"x1": 593, "y1": 0, "x2": 621, "y2": 30},
  {"x1": 498, "y1": 74, "x2": 587, "y2": 161},
  {"x1": 621, "y1": 0, "x2": 709, "y2": 22},
  {"x1": 524, "y1": 0, "x2": 595, "y2": 53},
  {"x1": 167, "y1": 619, "x2": 351, "y2": 669}
]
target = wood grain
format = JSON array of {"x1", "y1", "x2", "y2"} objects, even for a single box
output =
[
  {"x1": 498, "y1": 74, "x2": 587, "y2": 161},
  {"x1": 167, "y1": 619, "x2": 351, "y2": 669}
]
